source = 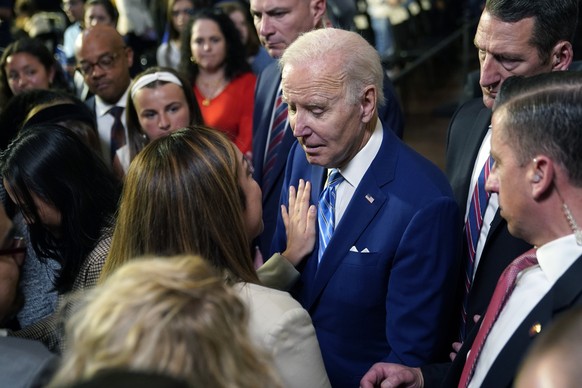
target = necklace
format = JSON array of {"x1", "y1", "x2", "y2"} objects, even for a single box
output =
[{"x1": 198, "y1": 77, "x2": 227, "y2": 106}]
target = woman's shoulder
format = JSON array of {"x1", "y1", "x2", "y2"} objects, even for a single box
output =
[
  {"x1": 234, "y1": 282, "x2": 304, "y2": 314},
  {"x1": 72, "y1": 226, "x2": 113, "y2": 291}
]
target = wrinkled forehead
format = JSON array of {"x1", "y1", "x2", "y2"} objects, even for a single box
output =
[{"x1": 282, "y1": 60, "x2": 345, "y2": 98}]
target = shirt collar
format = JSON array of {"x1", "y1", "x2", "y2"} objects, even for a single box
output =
[
  {"x1": 537, "y1": 234, "x2": 582, "y2": 283},
  {"x1": 338, "y1": 119, "x2": 383, "y2": 188},
  {"x1": 95, "y1": 86, "x2": 130, "y2": 117}
]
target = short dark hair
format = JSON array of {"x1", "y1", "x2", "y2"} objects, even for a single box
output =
[
  {"x1": 494, "y1": 71, "x2": 582, "y2": 186},
  {"x1": 486, "y1": 0, "x2": 578, "y2": 63}
]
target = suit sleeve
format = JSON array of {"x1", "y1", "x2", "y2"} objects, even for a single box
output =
[
  {"x1": 264, "y1": 307, "x2": 331, "y2": 388},
  {"x1": 269, "y1": 142, "x2": 300, "y2": 256},
  {"x1": 257, "y1": 253, "x2": 300, "y2": 291},
  {"x1": 385, "y1": 196, "x2": 461, "y2": 365}
]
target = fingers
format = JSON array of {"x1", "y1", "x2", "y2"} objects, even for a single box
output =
[
  {"x1": 450, "y1": 341, "x2": 462, "y2": 361},
  {"x1": 281, "y1": 204, "x2": 289, "y2": 230},
  {"x1": 288, "y1": 183, "x2": 298, "y2": 214},
  {"x1": 452, "y1": 341, "x2": 462, "y2": 352}
]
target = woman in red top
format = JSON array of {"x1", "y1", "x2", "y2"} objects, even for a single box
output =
[{"x1": 180, "y1": 8, "x2": 255, "y2": 157}]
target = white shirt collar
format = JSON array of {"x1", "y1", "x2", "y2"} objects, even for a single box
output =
[
  {"x1": 537, "y1": 234, "x2": 582, "y2": 283},
  {"x1": 338, "y1": 119, "x2": 383, "y2": 188},
  {"x1": 95, "y1": 86, "x2": 130, "y2": 117}
]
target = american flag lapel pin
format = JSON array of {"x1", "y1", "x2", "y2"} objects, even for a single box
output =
[{"x1": 365, "y1": 194, "x2": 374, "y2": 203}]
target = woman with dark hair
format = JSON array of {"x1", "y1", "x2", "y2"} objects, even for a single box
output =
[
  {"x1": 217, "y1": 1, "x2": 274, "y2": 75},
  {"x1": 113, "y1": 66, "x2": 204, "y2": 178},
  {"x1": 156, "y1": 0, "x2": 197, "y2": 70},
  {"x1": 0, "y1": 89, "x2": 102, "y2": 331},
  {"x1": 83, "y1": 0, "x2": 118, "y2": 27},
  {"x1": 179, "y1": 8, "x2": 255, "y2": 157},
  {"x1": 0, "y1": 38, "x2": 70, "y2": 112},
  {"x1": 100, "y1": 126, "x2": 329, "y2": 387},
  {"x1": 0, "y1": 125, "x2": 120, "y2": 351}
]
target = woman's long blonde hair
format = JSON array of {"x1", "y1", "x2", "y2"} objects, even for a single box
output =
[{"x1": 50, "y1": 255, "x2": 281, "y2": 388}]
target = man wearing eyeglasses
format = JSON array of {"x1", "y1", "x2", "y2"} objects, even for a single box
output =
[{"x1": 76, "y1": 24, "x2": 133, "y2": 166}]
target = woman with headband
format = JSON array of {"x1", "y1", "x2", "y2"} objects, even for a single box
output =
[{"x1": 113, "y1": 66, "x2": 203, "y2": 178}]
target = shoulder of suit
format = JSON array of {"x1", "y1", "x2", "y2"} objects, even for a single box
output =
[
  {"x1": 234, "y1": 282, "x2": 303, "y2": 310},
  {"x1": 454, "y1": 97, "x2": 489, "y2": 119}
]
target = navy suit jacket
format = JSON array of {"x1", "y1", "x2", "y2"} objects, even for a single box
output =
[
  {"x1": 445, "y1": 98, "x2": 532, "y2": 337},
  {"x1": 272, "y1": 125, "x2": 461, "y2": 387},
  {"x1": 422, "y1": 253, "x2": 582, "y2": 388},
  {"x1": 252, "y1": 62, "x2": 405, "y2": 258}
]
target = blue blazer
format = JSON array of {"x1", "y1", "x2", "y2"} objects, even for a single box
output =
[
  {"x1": 272, "y1": 126, "x2": 462, "y2": 387},
  {"x1": 253, "y1": 62, "x2": 406, "y2": 259}
]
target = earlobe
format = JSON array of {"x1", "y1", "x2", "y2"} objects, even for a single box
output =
[
  {"x1": 531, "y1": 157, "x2": 553, "y2": 200},
  {"x1": 552, "y1": 41, "x2": 573, "y2": 71},
  {"x1": 311, "y1": 0, "x2": 327, "y2": 26},
  {"x1": 360, "y1": 86, "x2": 377, "y2": 123}
]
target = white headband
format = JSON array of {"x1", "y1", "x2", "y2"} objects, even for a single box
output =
[{"x1": 130, "y1": 72, "x2": 183, "y2": 99}]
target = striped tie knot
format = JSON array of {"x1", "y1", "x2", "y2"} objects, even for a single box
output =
[{"x1": 317, "y1": 169, "x2": 344, "y2": 263}]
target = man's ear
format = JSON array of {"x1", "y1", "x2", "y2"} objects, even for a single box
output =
[
  {"x1": 550, "y1": 40, "x2": 573, "y2": 71},
  {"x1": 310, "y1": 0, "x2": 327, "y2": 28},
  {"x1": 531, "y1": 156, "x2": 553, "y2": 200},
  {"x1": 125, "y1": 46, "x2": 134, "y2": 68},
  {"x1": 360, "y1": 85, "x2": 377, "y2": 124}
]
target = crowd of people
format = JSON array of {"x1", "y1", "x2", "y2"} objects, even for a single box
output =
[{"x1": 0, "y1": 0, "x2": 581, "y2": 387}]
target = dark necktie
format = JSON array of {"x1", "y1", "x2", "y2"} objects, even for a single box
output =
[
  {"x1": 262, "y1": 88, "x2": 287, "y2": 192},
  {"x1": 461, "y1": 155, "x2": 493, "y2": 337},
  {"x1": 108, "y1": 106, "x2": 126, "y2": 163},
  {"x1": 458, "y1": 248, "x2": 538, "y2": 387},
  {"x1": 317, "y1": 169, "x2": 344, "y2": 263}
]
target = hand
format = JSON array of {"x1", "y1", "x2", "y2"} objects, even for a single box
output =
[
  {"x1": 360, "y1": 363, "x2": 424, "y2": 388},
  {"x1": 450, "y1": 341, "x2": 462, "y2": 361},
  {"x1": 281, "y1": 180, "x2": 316, "y2": 266}
]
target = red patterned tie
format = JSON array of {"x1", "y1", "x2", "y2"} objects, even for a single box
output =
[
  {"x1": 458, "y1": 248, "x2": 538, "y2": 388},
  {"x1": 461, "y1": 155, "x2": 493, "y2": 337},
  {"x1": 108, "y1": 106, "x2": 126, "y2": 163},
  {"x1": 262, "y1": 88, "x2": 287, "y2": 191}
]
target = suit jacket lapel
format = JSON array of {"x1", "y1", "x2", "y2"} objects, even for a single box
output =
[
  {"x1": 458, "y1": 108, "x2": 491, "y2": 205},
  {"x1": 305, "y1": 127, "x2": 398, "y2": 310}
]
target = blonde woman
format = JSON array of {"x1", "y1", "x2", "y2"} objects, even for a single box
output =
[{"x1": 50, "y1": 255, "x2": 281, "y2": 388}]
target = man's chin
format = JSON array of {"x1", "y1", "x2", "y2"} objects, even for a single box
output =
[{"x1": 482, "y1": 93, "x2": 496, "y2": 109}]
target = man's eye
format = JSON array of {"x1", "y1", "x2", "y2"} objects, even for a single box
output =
[{"x1": 100, "y1": 56, "x2": 114, "y2": 66}]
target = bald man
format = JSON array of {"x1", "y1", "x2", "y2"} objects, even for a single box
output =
[{"x1": 76, "y1": 25, "x2": 133, "y2": 165}]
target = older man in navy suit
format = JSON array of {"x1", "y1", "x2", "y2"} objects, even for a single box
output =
[
  {"x1": 250, "y1": 0, "x2": 405, "y2": 259},
  {"x1": 271, "y1": 28, "x2": 461, "y2": 388}
]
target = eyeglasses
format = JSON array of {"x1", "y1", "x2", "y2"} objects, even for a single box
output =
[
  {"x1": 172, "y1": 8, "x2": 195, "y2": 17},
  {"x1": 77, "y1": 52, "x2": 121, "y2": 76}
]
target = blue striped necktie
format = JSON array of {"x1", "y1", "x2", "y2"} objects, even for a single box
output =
[
  {"x1": 318, "y1": 169, "x2": 344, "y2": 263},
  {"x1": 460, "y1": 155, "x2": 493, "y2": 337}
]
